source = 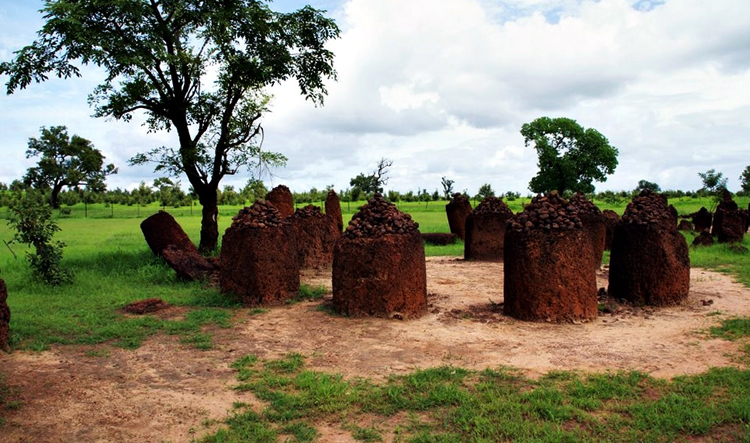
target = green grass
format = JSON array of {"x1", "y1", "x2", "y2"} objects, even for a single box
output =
[{"x1": 196, "y1": 353, "x2": 750, "y2": 443}]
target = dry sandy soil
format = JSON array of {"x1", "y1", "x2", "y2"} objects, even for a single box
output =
[{"x1": 1, "y1": 257, "x2": 749, "y2": 442}]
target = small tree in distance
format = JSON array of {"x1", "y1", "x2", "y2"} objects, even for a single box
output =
[
  {"x1": 739, "y1": 166, "x2": 750, "y2": 195},
  {"x1": 476, "y1": 183, "x2": 496, "y2": 200},
  {"x1": 23, "y1": 126, "x2": 116, "y2": 209},
  {"x1": 635, "y1": 180, "x2": 661, "y2": 193},
  {"x1": 441, "y1": 177, "x2": 455, "y2": 200},
  {"x1": 522, "y1": 117, "x2": 618, "y2": 194}
]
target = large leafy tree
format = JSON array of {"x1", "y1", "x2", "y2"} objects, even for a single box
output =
[
  {"x1": 24, "y1": 126, "x2": 117, "y2": 209},
  {"x1": 521, "y1": 117, "x2": 618, "y2": 194},
  {"x1": 349, "y1": 158, "x2": 393, "y2": 196},
  {"x1": 1, "y1": 0, "x2": 340, "y2": 253}
]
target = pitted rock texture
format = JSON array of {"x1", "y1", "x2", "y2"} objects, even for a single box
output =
[
  {"x1": 503, "y1": 228, "x2": 597, "y2": 323},
  {"x1": 292, "y1": 205, "x2": 340, "y2": 269},
  {"x1": 140, "y1": 211, "x2": 198, "y2": 257},
  {"x1": 713, "y1": 193, "x2": 745, "y2": 243},
  {"x1": 507, "y1": 192, "x2": 583, "y2": 233},
  {"x1": 162, "y1": 245, "x2": 217, "y2": 281},
  {"x1": 343, "y1": 194, "x2": 419, "y2": 239},
  {"x1": 692, "y1": 230, "x2": 715, "y2": 247},
  {"x1": 602, "y1": 210, "x2": 620, "y2": 251},
  {"x1": 569, "y1": 192, "x2": 606, "y2": 270},
  {"x1": 0, "y1": 272, "x2": 10, "y2": 352},
  {"x1": 220, "y1": 202, "x2": 299, "y2": 306},
  {"x1": 464, "y1": 197, "x2": 513, "y2": 262},
  {"x1": 334, "y1": 196, "x2": 426, "y2": 319},
  {"x1": 325, "y1": 190, "x2": 344, "y2": 232},
  {"x1": 692, "y1": 207, "x2": 713, "y2": 233},
  {"x1": 445, "y1": 193, "x2": 473, "y2": 240},
  {"x1": 265, "y1": 185, "x2": 294, "y2": 218},
  {"x1": 123, "y1": 298, "x2": 170, "y2": 315},
  {"x1": 421, "y1": 233, "x2": 458, "y2": 245},
  {"x1": 608, "y1": 191, "x2": 690, "y2": 306},
  {"x1": 333, "y1": 231, "x2": 427, "y2": 319},
  {"x1": 678, "y1": 220, "x2": 694, "y2": 231}
]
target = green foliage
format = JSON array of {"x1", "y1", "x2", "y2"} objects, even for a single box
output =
[
  {"x1": 350, "y1": 158, "x2": 393, "y2": 197},
  {"x1": 476, "y1": 183, "x2": 495, "y2": 199},
  {"x1": 635, "y1": 179, "x2": 661, "y2": 193},
  {"x1": 440, "y1": 177, "x2": 454, "y2": 200},
  {"x1": 739, "y1": 166, "x2": 750, "y2": 194},
  {"x1": 1, "y1": 0, "x2": 339, "y2": 252},
  {"x1": 7, "y1": 191, "x2": 72, "y2": 285},
  {"x1": 698, "y1": 169, "x2": 728, "y2": 194},
  {"x1": 521, "y1": 117, "x2": 618, "y2": 194},
  {"x1": 23, "y1": 126, "x2": 117, "y2": 208}
]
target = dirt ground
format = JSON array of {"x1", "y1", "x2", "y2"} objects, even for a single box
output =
[{"x1": 2, "y1": 257, "x2": 749, "y2": 442}]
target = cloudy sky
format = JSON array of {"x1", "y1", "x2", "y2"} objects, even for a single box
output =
[{"x1": 1, "y1": 0, "x2": 748, "y2": 196}]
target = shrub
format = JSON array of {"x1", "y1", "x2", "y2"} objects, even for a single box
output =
[{"x1": 7, "y1": 191, "x2": 72, "y2": 285}]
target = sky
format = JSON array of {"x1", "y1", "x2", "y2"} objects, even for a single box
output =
[{"x1": 0, "y1": 0, "x2": 748, "y2": 196}]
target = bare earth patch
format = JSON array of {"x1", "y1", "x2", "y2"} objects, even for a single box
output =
[{"x1": 2, "y1": 257, "x2": 749, "y2": 442}]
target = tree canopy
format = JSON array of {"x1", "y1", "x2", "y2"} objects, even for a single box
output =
[
  {"x1": 349, "y1": 158, "x2": 393, "y2": 196},
  {"x1": 635, "y1": 179, "x2": 661, "y2": 193},
  {"x1": 24, "y1": 126, "x2": 116, "y2": 208},
  {"x1": 740, "y1": 166, "x2": 750, "y2": 195},
  {"x1": 1, "y1": 0, "x2": 340, "y2": 252},
  {"x1": 521, "y1": 117, "x2": 618, "y2": 194}
]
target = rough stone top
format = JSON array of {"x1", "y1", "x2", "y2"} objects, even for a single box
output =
[
  {"x1": 344, "y1": 194, "x2": 419, "y2": 239},
  {"x1": 602, "y1": 209, "x2": 620, "y2": 220},
  {"x1": 620, "y1": 190, "x2": 673, "y2": 228},
  {"x1": 472, "y1": 196, "x2": 513, "y2": 216},
  {"x1": 294, "y1": 204, "x2": 326, "y2": 219},
  {"x1": 268, "y1": 184, "x2": 291, "y2": 193},
  {"x1": 569, "y1": 192, "x2": 602, "y2": 215},
  {"x1": 450, "y1": 192, "x2": 469, "y2": 203},
  {"x1": 507, "y1": 192, "x2": 583, "y2": 233},
  {"x1": 327, "y1": 189, "x2": 337, "y2": 197},
  {"x1": 231, "y1": 200, "x2": 285, "y2": 229}
]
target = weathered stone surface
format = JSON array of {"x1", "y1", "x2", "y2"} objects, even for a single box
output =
[
  {"x1": 292, "y1": 205, "x2": 340, "y2": 269},
  {"x1": 692, "y1": 207, "x2": 713, "y2": 232},
  {"x1": 445, "y1": 193, "x2": 472, "y2": 241},
  {"x1": 602, "y1": 210, "x2": 620, "y2": 251},
  {"x1": 421, "y1": 233, "x2": 458, "y2": 245},
  {"x1": 464, "y1": 197, "x2": 513, "y2": 262},
  {"x1": 140, "y1": 211, "x2": 198, "y2": 257},
  {"x1": 692, "y1": 229, "x2": 715, "y2": 247},
  {"x1": 265, "y1": 185, "x2": 294, "y2": 218},
  {"x1": 569, "y1": 192, "x2": 606, "y2": 270},
  {"x1": 0, "y1": 271, "x2": 10, "y2": 352},
  {"x1": 713, "y1": 192, "x2": 745, "y2": 243},
  {"x1": 678, "y1": 219, "x2": 694, "y2": 231},
  {"x1": 608, "y1": 190, "x2": 690, "y2": 306},
  {"x1": 325, "y1": 190, "x2": 344, "y2": 232},
  {"x1": 162, "y1": 245, "x2": 217, "y2": 281},
  {"x1": 220, "y1": 201, "x2": 299, "y2": 306},
  {"x1": 123, "y1": 298, "x2": 170, "y2": 315},
  {"x1": 504, "y1": 193, "x2": 597, "y2": 323},
  {"x1": 333, "y1": 195, "x2": 426, "y2": 319}
]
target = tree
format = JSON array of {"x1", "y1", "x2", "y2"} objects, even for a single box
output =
[
  {"x1": 7, "y1": 190, "x2": 72, "y2": 285},
  {"x1": 635, "y1": 180, "x2": 661, "y2": 193},
  {"x1": 739, "y1": 166, "x2": 750, "y2": 194},
  {"x1": 521, "y1": 117, "x2": 618, "y2": 194},
  {"x1": 1, "y1": 1, "x2": 340, "y2": 253},
  {"x1": 476, "y1": 183, "x2": 495, "y2": 200},
  {"x1": 698, "y1": 169, "x2": 728, "y2": 194},
  {"x1": 349, "y1": 158, "x2": 393, "y2": 196},
  {"x1": 441, "y1": 177, "x2": 454, "y2": 200},
  {"x1": 23, "y1": 126, "x2": 116, "y2": 208}
]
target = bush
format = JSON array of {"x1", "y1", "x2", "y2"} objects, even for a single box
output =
[{"x1": 7, "y1": 191, "x2": 72, "y2": 285}]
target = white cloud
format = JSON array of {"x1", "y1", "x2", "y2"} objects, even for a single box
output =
[{"x1": 2, "y1": 0, "x2": 750, "y2": 196}]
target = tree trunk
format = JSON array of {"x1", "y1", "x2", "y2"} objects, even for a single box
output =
[
  {"x1": 198, "y1": 187, "x2": 219, "y2": 254},
  {"x1": 50, "y1": 183, "x2": 64, "y2": 209}
]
